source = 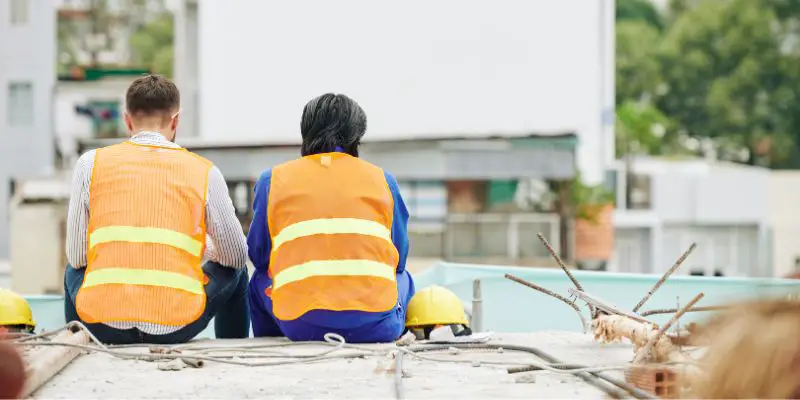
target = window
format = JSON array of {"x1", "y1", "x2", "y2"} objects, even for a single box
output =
[
  {"x1": 227, "y1": 181, "x2": 254, "y2": 218},
  {"x1": 7, "y1": 82, "x2": 34, "y2": 127},
  {"x1": 9, "y1": 0, "x2": 28, "y2": 25},
  {"x1": 626, "y1": 173, "x2": 652, "y2": 210}
]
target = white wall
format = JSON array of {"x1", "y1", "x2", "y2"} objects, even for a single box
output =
[
  {"x1": 190, "y1": 0, "x2": 615, "y2": 184},
  {"x1": 769, "y1": 171, "x2": 800, "y2": 277},
  {"x1": 625, "y1": 159, "x2": 770, "y2": 224},
  {"x1": 612, "y1": 158, "x2": 771, "y2": 276},
  {"x1": 10, "y1": 201, "x2": 67, "y2": 295},
  {"x1": 0, "y1": 0, "x2": 57, "y2": 258},
  {"x1": 172, "y1": 0, "x2": 199, "y2": 137}
]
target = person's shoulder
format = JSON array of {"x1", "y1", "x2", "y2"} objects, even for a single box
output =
[
  {"x1": 382, "y1": 169, "x2": 399, "y2": 184},
  {"x1": 183, "y1": 150, "x2": 214, "y2": 167},
  {"x1": 382, "y1": 170, "x2": 402, "y2": 192},
  {"x1": 256, "y1": 168, "x2": 273, "y2": 185},
  {"x1": 75, "y1": 149, "x2": 97, "y2": 169}
]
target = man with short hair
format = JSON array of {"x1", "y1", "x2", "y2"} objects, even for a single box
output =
[
  {"x1": 64, "y1": 74, "x2": 250, "y2": 344},
  {"x1": 247, "y1": 93, "x2": 416, "y2": 343}
]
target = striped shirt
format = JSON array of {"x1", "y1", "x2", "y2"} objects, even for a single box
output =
[{"x1": 66, "y1": 132, "x2": 248, "y2": 335}]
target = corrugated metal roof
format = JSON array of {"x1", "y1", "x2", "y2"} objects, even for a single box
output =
[{"x1": 79, "y1": 131, "x2": 575, "y2": 151}]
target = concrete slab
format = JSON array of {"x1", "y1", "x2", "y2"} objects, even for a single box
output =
[{"x1": 32, "y1": 332, "x2": 636, "y2": 399}]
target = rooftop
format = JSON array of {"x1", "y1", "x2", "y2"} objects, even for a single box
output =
[{"x1": 32, "y1": 332, "x2": 640, "y2": 399}]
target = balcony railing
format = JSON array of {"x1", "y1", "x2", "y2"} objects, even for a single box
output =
[{"x1": 408, "y1": 213, "x2": 563, "y2": 266}]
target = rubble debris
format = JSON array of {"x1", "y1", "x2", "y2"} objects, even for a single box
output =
[{"x1": 157, "y1": 359, "x2": 185, "y2": 371}]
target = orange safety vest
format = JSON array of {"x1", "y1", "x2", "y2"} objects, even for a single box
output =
[
  {"x1": 267, "y1": 152, "x2": 400, "y2": 321},
  {"x1": 76, "y1": 142, "x2": 212, "y2": 326}
]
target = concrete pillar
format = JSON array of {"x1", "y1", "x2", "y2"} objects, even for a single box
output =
[{"x1": 173, "y1": 0, "x2": 200, "y2": 137}]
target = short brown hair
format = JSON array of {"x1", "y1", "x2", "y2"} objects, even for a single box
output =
[{"x1": 125, "y1": 74, "x2": 180, "y2": 117}]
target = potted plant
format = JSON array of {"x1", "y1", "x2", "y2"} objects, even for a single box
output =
[{"x1": 570, "y1": 174, "x2": 616, "y2": 271}]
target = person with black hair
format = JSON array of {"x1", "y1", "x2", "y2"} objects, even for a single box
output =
[{"x1": 247, "y1": 93, "x2": 416, "y2": 343}]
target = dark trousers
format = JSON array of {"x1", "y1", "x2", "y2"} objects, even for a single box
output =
[{"x1": 64, "y1": 262, "x2": 250, "y2": 344}]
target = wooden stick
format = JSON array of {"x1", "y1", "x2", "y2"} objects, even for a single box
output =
[
  {"x1": 20, "y1": 329, "x2": 91, "y2": 397},
  {"x1": 505, "y1": 273, "x2": 589, "y2": 333},
  {"x1": 641, "y1": 305, "x2": 728, "y2": 317},
  {"x1": 536, "y1": 232, "x2": 595, "y2": 317},
  {"x1": 632, "y1": 243, "x2": 697, "y2": 313},
  {"x1": 633, "y1": 292, "x2": 704, "y2": 364}
]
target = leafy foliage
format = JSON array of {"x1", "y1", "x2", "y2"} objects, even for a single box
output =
[
  {"x1": 57, "y1": 0, "x2": 173, "y2": 76},
  {"x1": 129, "y1": 13, "x2": 174, "y2": 76},
  {"x1": 616, "y1": 0, "x2": 800, "y2": 167},
  {"x1": 616, "y1": 21, "x2": 662, "y2": 105},
  {"x1": 570, "y1": 173, "x2": 616, "y2": 222},
  {"x1": 616, "y1": 0, "x2": 665, "y2": 30}
]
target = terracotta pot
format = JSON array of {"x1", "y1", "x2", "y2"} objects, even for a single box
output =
[{"x1": 574, "y1": 203, "x2": 614, "y2": 262}]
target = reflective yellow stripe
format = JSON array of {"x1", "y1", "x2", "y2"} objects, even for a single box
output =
[
  {"x1": 273, "y1": 218, "x2": 391, "y2": 250},
  {"x1": 273, "y1": 260, "x2": 396, "y2": 290},
  {"x1": 90, "y1": 226, "x2": 203, "y2": 257},
  {"x1": 82, "y1": 268, "x2": 204, "y2": 295}
]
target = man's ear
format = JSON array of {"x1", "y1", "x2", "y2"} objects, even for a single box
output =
[
  {"x1": 171, "y1": 112, "x2": 180, "y2": 133},
  {"x1": 124, "y1": 112, "x2": 133, "y2": 132}
]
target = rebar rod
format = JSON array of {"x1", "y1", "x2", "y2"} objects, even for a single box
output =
[
  {"x1": 507, "y1": 364, "x2": 655, "y2": 399},
  {"x1": 536, "y1": 232, "x2": 595, "y2": 317},
  {"x1": 633, "y1": 293, "x2": 704, "y2": 364},
  {"x1": 505, "y1": 274, "x2": 588, "y2": 333},
  {"x1": 632, "y1": 243, "x2": 697, "y2": 313},
  {"x1": 640, "y1": 305, "x2": 728, "y2": 317},
  {"x1": 412, "y1": 343, "x2": 646, "y2": 399},
  {"x1": 568, "y1": 288, "x2": 652, "y2": 325}
]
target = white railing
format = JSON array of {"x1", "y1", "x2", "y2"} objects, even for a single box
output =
[{"x1": 442, "y1": 213, "x2": 561, "y2": 263}]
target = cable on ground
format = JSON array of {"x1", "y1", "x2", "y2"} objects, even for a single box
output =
[{"x1": 15, "y1": 322, "x2": 698, "y2": 399}]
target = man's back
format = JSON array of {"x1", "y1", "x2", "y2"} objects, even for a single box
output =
[
  {"x1": 247, "y1": 93, "x2": 415, "y2": 343},
  {"x1": 77, "y1": 141, "x2": 212, "y2": 326},
  {"x1": 64, "y1": 74, "x2": 249, "y2": 344},
  {"x1": 267, "y1": 152, "x2": 400, "y2": 321}
]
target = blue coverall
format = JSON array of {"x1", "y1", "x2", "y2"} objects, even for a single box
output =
[{"x1": 247, "y1": 157, "x2": 416, "y2": 343}]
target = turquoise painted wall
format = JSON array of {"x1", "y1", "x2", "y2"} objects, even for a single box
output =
[{"x1": 25, "y1": 263, "x2": 800, "y2": 335}]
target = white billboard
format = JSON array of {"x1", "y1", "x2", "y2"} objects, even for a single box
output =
[{"x1": 196, "y1": 0, "x2": 614, "y2": 183}]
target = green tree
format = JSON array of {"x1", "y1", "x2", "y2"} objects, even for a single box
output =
[
  {"x1": 57, "y1": 0, "x2": 115, "y2": 73},
  {"x1": 616, "y1": 21, "x2": 662, "y2": 105},
  {"x1": 616, "y1": 0, "x2": 664, "y2": 31},
  {"x1": 656, "y1": 0, "x2": 797, "y2": 165},
  {"x1": 129, "y1": 13, "x2": 174, "y2": 76},
  {"x1": 616, "y1": 101, "x2": 686, "y2": 158}
]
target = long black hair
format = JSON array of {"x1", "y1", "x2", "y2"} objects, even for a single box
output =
[{"x1": 300, "y1": 93, "x2": 367, "y2": 157}]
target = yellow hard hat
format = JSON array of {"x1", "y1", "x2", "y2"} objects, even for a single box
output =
[
  {"x1": 406, "y1": 285, "x2": 469, "y2": 328},
  {"x1": 0, "y1": 289, "x2": 36, "y2": 328}
]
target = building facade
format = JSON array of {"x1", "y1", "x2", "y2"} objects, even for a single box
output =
[
  {"x1": 0, "y1": 0, "x2": 58, "y2": 258},
  {"x1": 173, "y1": 0, "x2": 616, "y2": 185},
  {"x1": 610, "y1": 157, "x2": 772, "y2": 277}
]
